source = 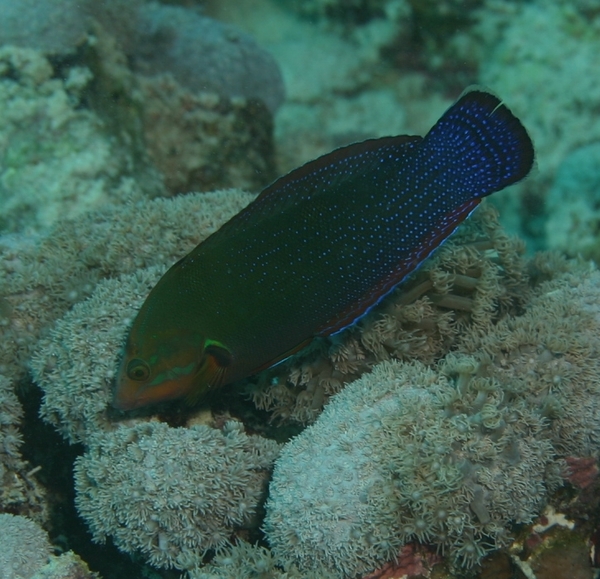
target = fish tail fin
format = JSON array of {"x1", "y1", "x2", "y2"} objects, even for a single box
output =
[{"x1": 422, "y1": 88, "x2": 534, "y2": 197}]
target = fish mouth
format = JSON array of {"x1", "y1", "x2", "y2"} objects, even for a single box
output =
[
  {"x1": 112, "y1": 383, "x2": 142, "y2": 410},
  {"x1": 112, "y1": 370, "x2": 197, "y2": 411}
]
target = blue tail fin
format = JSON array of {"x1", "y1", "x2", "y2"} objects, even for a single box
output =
[{"x1": 422, "y1": 89, "x2": 534, "y2": 197}]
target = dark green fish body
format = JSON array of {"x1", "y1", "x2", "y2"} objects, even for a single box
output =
[{"x1": 115, "y1": 90, "x2": 534, "y2": 410}]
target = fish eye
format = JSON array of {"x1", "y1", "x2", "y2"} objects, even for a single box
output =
[{"x1": 127, "y1": 359, "x2": 150, "y2": 381}]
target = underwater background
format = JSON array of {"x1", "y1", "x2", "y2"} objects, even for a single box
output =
[{"x1": 1, "y1": 1, "x2": 600, "y2": 578}]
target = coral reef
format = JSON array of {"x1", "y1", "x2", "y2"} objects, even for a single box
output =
[
  {"x1": 0, "y1": 513, "x2": 52, "y2": 579},
  {"x1": 0, "y1": 1, "x2": 279, "y2": 229},
  {"x1": 3, "y1": 2, "x2": 600, "y2": 578},
  {"x1": 28, "y1": 190, "x2": 253, "y2": 444},
  {"x1": 264, "y1": 266, "x2": 600, "y2": 576},
  {"x1": 544, "y1": 142, "x2": 600, "y2": 262},
  {"x1": 0, "y1": 46, "x2": 150, "y2": 233},
  {"x1": 74, "y1": 421, "x2": 280, "y2": 571},
  {"x1": 0, "y1": 0, "x2": 284, "y2": 115},
  {"x1": 138, "y1": 75, "x2": 275, "y2": 194},
  {"x1": 250, "y1": 204, "x2": 528, "y2": 424}
]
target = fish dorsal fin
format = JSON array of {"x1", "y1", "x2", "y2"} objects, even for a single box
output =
[
  {"x1": 255, "y1": 135, "x2": 423, "y2": 203},
  {"x1": 204, "y1": 135, "x2": 423, "y2": 243}
]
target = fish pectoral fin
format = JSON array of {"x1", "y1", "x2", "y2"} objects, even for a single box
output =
[
  {"x1": 204, "y1": 340, "x2": 233, "y2": 369},
  {"x1": 183, "y1": 340, "x2": 233, "y2": 406}
]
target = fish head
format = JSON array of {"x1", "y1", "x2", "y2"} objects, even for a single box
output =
[{"x1": 114, "y1": 328, "x2": 232, "y2": 410}]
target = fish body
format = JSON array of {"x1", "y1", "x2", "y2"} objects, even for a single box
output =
[{"x1": 115, "y1": 89, "x2": 534, "y2": 410}]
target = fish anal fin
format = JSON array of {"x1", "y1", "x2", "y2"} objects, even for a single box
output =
[
  {"x1": 317, "y1": 198, "x2": 481, "y2": 336},
  {"x1": 252, "y1": 337, "x2": 314, "y2": 375}
]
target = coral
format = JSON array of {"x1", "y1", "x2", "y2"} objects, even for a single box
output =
[
  {"x1": 544, "y1": 142, "x2": 600, "y2": 262},
  {"x1": 188, "y1": 540, "x2": 338, "y2": 579},
  {"x1": 250, "y1": 203, "x2": 528, "y2": 424},
  {"x1": 9, "y1": 189, "x2": 252, "y2": 438},
  {"x1": 0, "y1": 46, "x2": 152, "y2": 234},
  {"x1": 133, "y1": 3, "x2": 285, "y2": 114},
  {"x1": 473, "y1": 1, "x2": 600, "y2": 245},
  {"x1": 0, "y1": 375, "x2": 46, "y2": 521},
  {"x1": 0, "y1": 514, "x2": 96, "y2": 579},
  {"x1": 264, "y1": 359, "x2": 555, "y2": 576},
  {"x1": 31, "y1": 552, "x2": 100, "y2": 579},
  {"x1": 138, "y1": 74, "x2": 276, "y2": 194},
  {"x1": 264, "y1": 267, "x2": 600, "y2": 576},
  {"x1": 74, "y1": 421, "x2": 280, "y2": 571},
  {"x1": 0, "y1": 514, "x2": 52, "y2": 579},
  {"x1": 478, "y1": 1, "x2": 600, "y2": 177},
  {"x1": 457, "y1": 267, "x2": 600, "y2": 461}
]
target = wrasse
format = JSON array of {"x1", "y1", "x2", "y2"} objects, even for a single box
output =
[{"x1": 115, "y1": 89, "x2": 534, "y2": 410}]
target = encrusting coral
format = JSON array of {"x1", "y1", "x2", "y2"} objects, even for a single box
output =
[
  {"x1": 250, "y1": 203, "x2": 529, "y2": 424},
  {"x1": 74, "y1": 420, "x2": 280, "y2": 571},
  {"x1": 264, "y1": 265, "x2": 600, "y2": 577}
]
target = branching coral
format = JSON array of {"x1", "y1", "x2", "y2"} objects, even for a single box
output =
[
  {"x1": 74, "y1": 421, "x2": 280, "y2": 571},
  {"x1": 264, "y1": 266, "x2": 600, "y2": 576},
  {"x1": 250, "y1": 203, "x2": 529, "y2": 424}
]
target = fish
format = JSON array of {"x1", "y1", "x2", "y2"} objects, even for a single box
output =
[{"x1": 114, "y1": 88, "x2": 534, "y2": 410}]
